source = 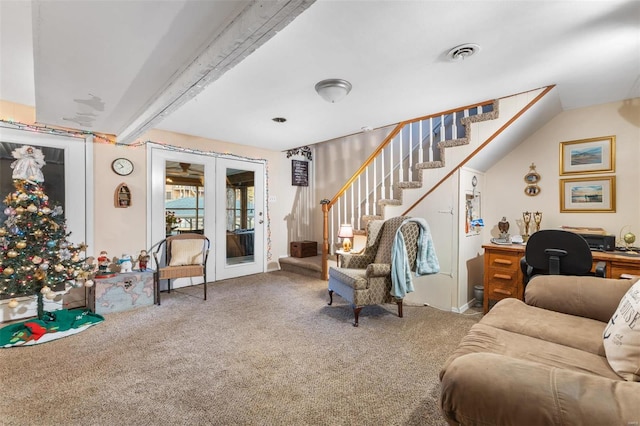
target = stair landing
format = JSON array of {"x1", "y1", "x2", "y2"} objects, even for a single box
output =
[{"x1": 279, "y1": 255, "x2": 330, "y2": 279}]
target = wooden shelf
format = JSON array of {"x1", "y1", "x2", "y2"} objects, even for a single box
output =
[{"x1": 114, "y1": 183, "x2": 131, "y2": 208}]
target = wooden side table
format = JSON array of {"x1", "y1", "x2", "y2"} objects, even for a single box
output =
[{"x1": 335, "y1": 249, "x2": 347, "y2": 267}]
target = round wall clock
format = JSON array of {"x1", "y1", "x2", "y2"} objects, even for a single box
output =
[{"x1": 111, "y1": 158, "x2": 134, "y2": 176}]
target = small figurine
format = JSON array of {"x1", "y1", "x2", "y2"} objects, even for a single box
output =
[
  {"x1": 118, "y1": 254, "x2": 133, "y2": 273},
  {"x1": 498, "y1": 217, "x2": 510, "y2": 239},
  {"x1": 97, "y1": 250, "x2": 110, "y2": 273},
  {"x1": 11, "y1": 145, "x2": 46, "y2": 182},
  {"x1": 137, "y1": 250, "x2": 150, "y2": 271}
]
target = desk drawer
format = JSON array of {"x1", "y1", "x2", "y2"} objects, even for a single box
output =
[
  {"x1": 487, "y1": 268, "x2": 519, "y2": 297},
  {"x1": 487, "y1": 252, "x2": 520, "y2": 269},
  {"x1": 610, "y1": 264, "x2": 640, "y2": 279}
]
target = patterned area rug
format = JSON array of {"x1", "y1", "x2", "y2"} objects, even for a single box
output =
[{"x1": 0, "y1": 308, "x2": 104, "y2": 347}]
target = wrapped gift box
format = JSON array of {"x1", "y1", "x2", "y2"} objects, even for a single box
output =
[{"x1": 87, "y1": 271, "x2": 154, "y2": 314}]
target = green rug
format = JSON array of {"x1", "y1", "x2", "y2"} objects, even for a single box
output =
[{"x1": 0, "y1": 308, "x2": 104, "y2": 348}]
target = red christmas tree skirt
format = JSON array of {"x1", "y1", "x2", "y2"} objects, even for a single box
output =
[{"x1": 0, "y1": 308, "x2": 104, "y2": 348}]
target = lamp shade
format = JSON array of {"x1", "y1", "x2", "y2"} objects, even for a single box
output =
[
  {"x1": 315, "y1": 79, "x2": 352, "y2": 103},
  {"x1": 338, "y1": 224, "x2": 354, "y2": 238}
]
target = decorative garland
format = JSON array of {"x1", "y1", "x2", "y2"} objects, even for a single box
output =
[
  {"x1": 285, "y1": 146, "x2": 312, "y2": 161},
  {"x1": 0, "y1": 119, "x2": 274, "y2": 262}
]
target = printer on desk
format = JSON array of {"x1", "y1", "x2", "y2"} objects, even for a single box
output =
[
  {"x1": 577, "y1": 233, "x2": 616, "y2": 251},
  {"x1": 560, "y1": 226, "x2": 616, "y2": 251}
]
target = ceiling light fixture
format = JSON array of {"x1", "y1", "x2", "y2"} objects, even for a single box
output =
[
  {"x1": 315, "y1": 79, "x2": 352, "y2": 103},
  {"x1": 272, "y1": 117, "x2": 287, "y2": 123},
  {"x1": 447, "y1": 43, "x2": 481, "y2": 61}
]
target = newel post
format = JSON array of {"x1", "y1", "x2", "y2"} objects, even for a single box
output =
[{"x1": 321, "y1": 199, "x2": 330, "y2": 280}]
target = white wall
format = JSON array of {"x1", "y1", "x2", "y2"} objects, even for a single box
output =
[{"x1": 484, "y1": 99, "x2": 640, "y2": 244}]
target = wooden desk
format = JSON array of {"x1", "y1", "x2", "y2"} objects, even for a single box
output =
[{"x1": 482, "y1": 243, "x2": 640, "y2": 313}]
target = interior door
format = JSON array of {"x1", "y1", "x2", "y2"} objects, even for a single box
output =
[
  {"x1": 215, "y1": 157, "x2": 265, "y2": 280},
  {"x1": 150, "y1": 148, "x2": 215, "y2": 289}
]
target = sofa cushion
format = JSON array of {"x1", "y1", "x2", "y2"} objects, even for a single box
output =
[
  {"x1": 441, "y1": 322, "x2": 621, "y2": 381},
  {"x1": 482, "y1": 297, "x2": 607, "y2": 356},
  {"x1": 441, "y1": 352, "x2": 640, "y2": 426},
  {"x1": 603, "y1": 279, "x2": 640, "y2": 381},
  {"x1": 525, "y1": 275, "x2": 637, "y2": 323},
  {"x1": 328, "y1": 267, "x2": 368, "y2": 290}
]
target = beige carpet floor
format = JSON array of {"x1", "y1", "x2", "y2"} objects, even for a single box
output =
[{"x1": 0, "y1": 270, "x2": 480, "y2": 426}]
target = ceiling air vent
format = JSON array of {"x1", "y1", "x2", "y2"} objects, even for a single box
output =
[{"x1": 447, "y1": 43, "x2": 481, "y2": 61}]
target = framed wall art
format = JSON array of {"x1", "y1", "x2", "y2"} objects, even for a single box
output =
[
  {"x1": 559, "y1": 135, "x2": 615, "y2": 175},
  {"x1": 559, "y1": 176, "x2": 616, "y2": 213}
]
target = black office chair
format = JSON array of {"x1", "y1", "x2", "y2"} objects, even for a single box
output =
[{"x1": 520, "y1": 229, "x2": 606, "y2": 284}]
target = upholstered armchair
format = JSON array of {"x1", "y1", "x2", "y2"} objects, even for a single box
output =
[{"x1": 328, "y1": 216, "x2": 420, "y2": 326}]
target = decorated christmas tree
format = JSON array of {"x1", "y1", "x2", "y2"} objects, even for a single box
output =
[{"x1": 0, "y1": 145, "x2": 94, "y2": 320}]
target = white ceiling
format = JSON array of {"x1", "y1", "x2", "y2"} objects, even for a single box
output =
[{"x1": 1, "y1": 1, "x2": 638, "y2": 152}]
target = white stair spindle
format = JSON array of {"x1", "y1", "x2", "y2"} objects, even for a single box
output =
[
  {"x1": 419, "y1": 120, "x2": 424, "y2": 163},
  {"x1": 373, "y1": 157, "x2": 378, "y2": 213},
  {"x1": 366, "y1": 165, "x2": 370, "y2": 215},
  {"x1": 429, "y1": 117, "x2": 434, "y2": 162},
  {"x1": 380, "y1": 149, "x2": 385, "y2": 200},
  {"x1": 357, "y1": 175, "x2": 362, "y2": 230},
  {"x1": 452, "y1": 111, "x2": 457, "y2": 139}
]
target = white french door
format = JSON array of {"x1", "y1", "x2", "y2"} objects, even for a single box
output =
[
  {"x1": 149, "y1": 146, "x2": 266, "y2": 287},
  {"x1": 215, "y1": 157, "x2": 265, "y2": 280},
  {"x1": 150, "y1": 148, "x2": 215, "y2": 289}
]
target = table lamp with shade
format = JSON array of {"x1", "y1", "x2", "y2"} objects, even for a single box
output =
[{"x1": 338, "y1": 224, "x2": 354, "y2": 252}]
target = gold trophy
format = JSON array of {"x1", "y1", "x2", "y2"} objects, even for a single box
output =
[
  {"x1": 534, "y1": 211, "x2": 542, "y2": 232},
  {"x1": 522, "y1": 211, "x2": 531, "y2": 242}
]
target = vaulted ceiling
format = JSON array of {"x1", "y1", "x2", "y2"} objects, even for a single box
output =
[{"x1": 1, "y1": 1, "x2": 638, "y2": 152}]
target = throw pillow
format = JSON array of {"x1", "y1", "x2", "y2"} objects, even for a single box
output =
[
  {"x1": 603, "y1": 277, "x2": 640, "y2": 381},
  {"x1": 169, "y1": 239, "x2": 204, "y2": 266}
]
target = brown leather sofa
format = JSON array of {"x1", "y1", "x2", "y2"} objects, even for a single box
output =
[{"x1": 439, "y1": 275, "x2": 640, "y2": 425}]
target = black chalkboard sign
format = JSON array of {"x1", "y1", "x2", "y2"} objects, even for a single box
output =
[{"x1": 291, "y1": 160, "x2": 309, "y2": 186}]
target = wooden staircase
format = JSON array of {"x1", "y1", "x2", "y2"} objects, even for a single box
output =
[{"x1": 319, "y1": 99, "x2": 500, "y2": 278}]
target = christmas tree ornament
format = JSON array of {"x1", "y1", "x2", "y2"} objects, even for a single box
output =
[
  {"x1": 84, "y1": 279, "x2": 94, "y2": 288},
  {"x1": 11, "y1": 145, "x2": 46, "y2": 181},
  {"x1": 27, "y1": 204, "x2": 38, "y2": 213},
  {"x1": 4, "y1": 267, "x2": 14, "y2": 275},
  {"x1": 16, "y1": 241, "x2": 27, "y2": 249},
  {"x1": 33, "y1": 229, "x2": 43, "y2": 238},
  {"x1": 41, "y1": 207, "x2": 51, "y2": 215},
  {"x1": 40, "y1": 285, "x2": 50, "y2": 294},
  {"x1": 15, "y1": 206, "x2": 25, "y2": 214},
  {"x1": 8, "y1": 298, "x2": 19, "y2": 308},
  {"x1": 54, "y1": 264, "x2": 64, "y2": 272},
  {"x1": 7, "y1": 250, "x2": 18, "y2": 258},
  {"x1": 32, "y1": 256, "x2": 43, "y2": 264}
]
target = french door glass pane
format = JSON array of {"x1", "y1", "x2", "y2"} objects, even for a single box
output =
[
  {"x1": 165, "y1": 162, "x2": 204, "y2": 235},
  {"x1": 226, "y1": 168, "x2": 254, "y2": 264}
]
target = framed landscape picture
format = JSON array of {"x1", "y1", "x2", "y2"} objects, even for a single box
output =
[
  {"x1": 559, "y1": 135, "x2": 615, "y2": 175},
  {"x1": 560, "y1": 176, "x2": 616, "y2": 212}
]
